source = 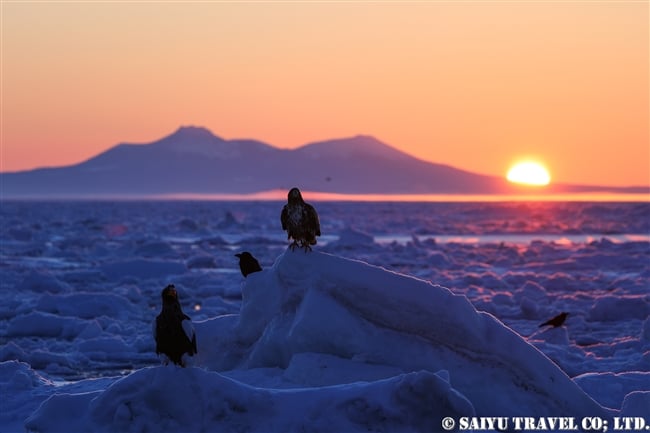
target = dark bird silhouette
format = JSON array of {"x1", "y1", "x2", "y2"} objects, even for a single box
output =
[
  {"x1": 281, "y1": 187, "x2": 321, "y2": 251},
  {"x1": 235, "y1": 251, "x2": 262, "y2": 277},
  {"x1": 153, "y1": 284, "x2": 197, "y2": 367},
  {"x1": 539, "y1": 312, "x2": 569, "y2": 328}
]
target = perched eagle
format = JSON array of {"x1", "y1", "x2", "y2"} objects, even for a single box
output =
[
  {"x1": 539, "y1": 312, "x2": 569, "y2": 328},
  {"x1": 235, "y1": 251, "x2": 262, "y2": 277},
  {"x1": 153, "y1": 284, "x2": 197, "y2": 367},
  {"x1": 281, "y1": 187, "x2": 321, "y2": 251}
]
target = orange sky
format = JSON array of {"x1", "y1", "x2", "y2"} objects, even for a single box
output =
[{"x1": 2, "y1": 1, "x2": 648, "y2": 187}]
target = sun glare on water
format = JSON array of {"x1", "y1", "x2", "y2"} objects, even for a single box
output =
[{"x1": 506, "y1": 161, "x2": 551, "y2": 186}]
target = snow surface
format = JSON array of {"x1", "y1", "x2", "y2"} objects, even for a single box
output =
[{"x1": 1, "y1": 201, "x2": 649, "y2": 432}]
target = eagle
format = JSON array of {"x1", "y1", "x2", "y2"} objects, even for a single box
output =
[
  {"x1": 539, "y1": 312, "x2": 569, "y2": 328},
  {"x1": 281, "y1": 187, "x2": 321, "y2": 251},
  {"x1": 153, "y1": 284, "x2": 197, "y2": 367},
  {"x1": 235, "y1": 251, "x2": 262, "y2": 277}
]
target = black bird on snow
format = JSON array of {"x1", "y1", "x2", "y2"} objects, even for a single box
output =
[
  {"x1": 281, "y1": 187, "x2": 321, "y2": 251},
  {"x1": 153, "y1": 284, "x2": 197, "y2": 367},
  {"x1": 539, "y1": 312, "x2": 569, "y2": 328},
  {"x1": 235, "y1": 251, "x2": 262, "y2": 277}
]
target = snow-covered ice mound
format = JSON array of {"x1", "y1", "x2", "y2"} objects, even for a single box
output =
[
  {"x1": 224, "y1": 250, "x2": 605, "y2": 415},
  {"x1": 26, "y1": 366, "x2": 472, "y2": 433},
  {"x1": 25, "y1": 250, "x2": 607, "y2": 432}
]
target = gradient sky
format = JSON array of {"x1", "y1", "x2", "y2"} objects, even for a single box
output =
[{"x1": 2, "y1": 1, "x2": 648, "y2": 187}]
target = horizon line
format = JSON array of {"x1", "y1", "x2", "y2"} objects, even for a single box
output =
[{"x1": 2, "y1": 191, "x2": 649, "y2": 203}]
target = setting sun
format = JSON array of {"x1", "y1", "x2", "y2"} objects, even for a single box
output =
[{"x1": 506, "y1": 161, "x2": 551, "y2": 186}]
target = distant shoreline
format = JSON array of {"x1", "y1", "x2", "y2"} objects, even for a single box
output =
[{"x1": 2, "y1": 191, "x2": 649, "y2": 202}]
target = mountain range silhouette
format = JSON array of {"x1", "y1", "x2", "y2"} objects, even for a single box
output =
[{"x1": 2, "y1": 126, "x2": 646, "y2": 197}]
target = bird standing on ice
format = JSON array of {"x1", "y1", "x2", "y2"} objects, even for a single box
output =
[
  {"x1": 281, "y1": 187, "x2": 321, "y2": 251},
  {"x1": 539, "y1": 312, "x2": 569, "y2": 328},
  {"x1": 153, "y1": 284, "x2": 197, "y2": 367},
  {"x1": 235, "y1": 251, "x2": 262, "y2": 277}
]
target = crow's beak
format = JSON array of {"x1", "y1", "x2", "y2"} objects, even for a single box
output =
[{"x1": 235, "y1": 254, "x2": 241, "y2": 258}]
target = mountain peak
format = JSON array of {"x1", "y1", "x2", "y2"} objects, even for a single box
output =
[
  {"x1": 150, "y1": 126, "x2": 227, "y2": 158},
  {"x1": 168, "y1": 125, "x2": 223, "y2": 141},
  {"x1": 297, "y1": 135, "x2": 412, "y2": 161}
]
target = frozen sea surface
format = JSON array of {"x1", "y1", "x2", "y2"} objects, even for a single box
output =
[{"x1": 0, "y1": 200, "x2": 648, "y2": 432}]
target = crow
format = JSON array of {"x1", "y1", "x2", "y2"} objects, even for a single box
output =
[
  {"x1": 153, "y1": 284, "x2": 197, "y2": 367},
  {"x1": 281, "y1": 187, "x2": 321, "y2": 251},
  {"x1": 235, "y1": 251, "x2": 262, "y2": 277},
  {"x1": 539, "y1": 312, "x2": 569, "y2": 328}
]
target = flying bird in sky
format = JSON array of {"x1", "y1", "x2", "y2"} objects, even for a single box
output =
[
  {"x1": 153, "y1": 284, "x2": 197, "y2": 367},
  {"x1": 235, "y1": 251, "x2": 262, "y2": 277},
  {"x1": 281, "y1": 187, "x2": 321, "y2": 251},
  {"x1": 539, "y1": 312, "x2": 569, "y2": 328}
]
